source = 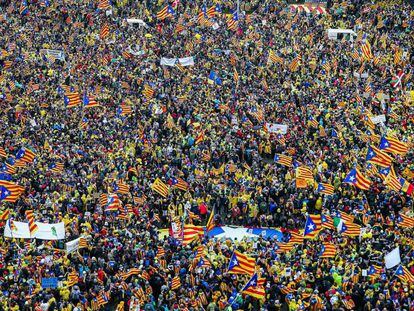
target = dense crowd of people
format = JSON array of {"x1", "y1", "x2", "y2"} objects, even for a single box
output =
[{"x1": 0, "y1": 0, "x2": 414, "y2": 310}]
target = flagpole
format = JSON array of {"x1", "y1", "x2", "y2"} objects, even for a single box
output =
[{"x1": 237, "y1": 0, "x2": 240, "y2": 16}]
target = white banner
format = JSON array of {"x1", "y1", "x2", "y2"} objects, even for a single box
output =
[
  {"x1": 178, "y1": 56, "x2": 195, "y2": 67},
  {"x1": 384, "y1": 246, "x2": 401, "y2": 269},
  {"x1": 4, "y1": 220, "x2": 65, "y2": 240},
  {"x1": 39, "y1": 49, "x2": 65, "y2": 62},
  {"x1": 160, "y1": 57, "x2": 177, "y2": 67},
  {"x1": 65, "y1": 238, "x2": 80, "y2": 253},
  {"x1": 265, "y1": 123, "x2": 288, "y2": 134},
  {"x1": 370, "y1": 115, "x2": 386, "y2": 124},
  {"x1": 160, "y1": 56, "x2": 195, "y2": 67}
]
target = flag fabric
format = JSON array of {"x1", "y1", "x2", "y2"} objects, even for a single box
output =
[
  {"x1": 227, "y1": 10, "x2": 239, "y2": 31},
  {"x1": 316, "y1": 183, "x2": 334, "y2": 195},
  {"x1": 157, "y1": 5, "x2": 175, "y2": 20},
  {"x1": 151, "y1": 178, "x2": 169, "y2": 198},
  {"x1": 303, "y1": 214, "x2": 322, "y2": 239},
  {"x1": 183, "y1": 224, "x2": 204, "y2": 245},
  {"x1": 0, "y1": 209, "x2": 10, "y2": 221},
  {"x1": 48, "y1": 162, "x2": 64, "y2": 173},
  {"x1": 206, "y1": 209, "x2": 215, "y2": 231},
  {"x1": 379, "y1": 136, "x2": 409, "y2": 155},
  {"x1": 335, "y1": 219, "x2": 361, "y2": 236},
  {"x1": 206, "y1": 4, "x2": 221, "y2": 18},
  {"x1": 25, "y1": 210, "x2": 39, "y2": 236},
  {"x1": 64, "y1": 92, "x2": 81, "y2": 108},
  {"x1": 366, "y1": 145, "x2": 392, "y2": 167},
  {"x1": 79, "y1": 237, "x2": 88, "y2": 249},
  {"x1": 233, "y1": 68, "x2": 239, "y2": 84},
  {"x1": 100, "y1": 23, "x2": 110, "y2": 39},
  {"x1": 321, "y1": 214, "x2": 335, "y2": 230},
  {"x1": 395, "y1": 265, "x2": 414, "y2": 284},
  {"x1": 20, "y1": 0, "x2": 29, "y2": 15},
  {"x1": 197, "y1": 257, "x2": 212, "y2": 268},
  {"x1": 385, "y1": 173, "x2": 402, "y2": 192},
  {"x1": 97, "y1": 291, "x2": 110, "y2": 306},
  {"x1": 378, "y1": 166, "x2": 393, "y2": 181},
  {"x1": 289, "y1": 55, "x2": 301, "y2": 72},
  {"x1": 396, "y1": 214, "x2": 414, "y2": 228},
  {"x1": 117, "y1": 104, "x2": 133, "y2": 116},
  {"x1": 296, "y1": 166, "x2": 314, "y2": 181},
  {"x1": 171, "y1": 177, "x2": 189, "y2": 191},
  {"x1": 0, "y1": 181, "x2": 24, "y2": 202},
  {"x1": 67, "y1": 271, "x2": 79, "y2": 287},
  {"x1": 343, "y1": 168, "x2": 372, "y2": 190},
  {"x1": 367, "y1": 265, "x2": 382, "y2": 278},
  {"x1": 104, "y1": 193, "x2": 122, "y2": 212},
  {"x1": 227, "y1": 250, "x2": 255, "y2": 275},
  {"x1": 142, "y1": 84, "x2": 155, "y2": 99},
  {"x1": 274, "y1": 242, "x2": 295, "y2": 254},
  {"x1": 98, "y1": 0, "x2": 111, "y2": 10},
  {"x1": 113, "y1": 181, "x2": 129, "y2": 194},
  {"x1": 308, "y1": 116, "x2": 318, "y2": 128},
  {"x1": 361, "y1": 39, "x2": 373, "y2": 60},
  {"x1": 268, "y1": 50, "x2": 284, "y2": 65},
  {"x1": 171, "y1": 276, "x2": 181, "y2": 290},
  {"x1": 274, "y1": 154, "x2": 292, "y2": 167},
  {"x1": 15, "y1": 148, "x2": 36, "y2": 163},
  {"x1": 241, "y1": 273, "x2": 266, "y2": 300},
  {"x1": 0, "y1": 147, "x2": 7, "y2": 158},
  {"x1": 319, "y1": 242, "x2": 336, "y2": 258},
  {"x1": 82, "y1": 93, "x2": 99, "y2": 108}
]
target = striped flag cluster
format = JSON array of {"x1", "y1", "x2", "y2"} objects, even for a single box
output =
[
  {"x1": 157, "y1": 5, "x2": 175, "y2": 20},
  {"x1": 241, "y1": 273, "x2": 266, "y2": 300},
  {"x1": 343, "y1": 168, "x2": 372, "y2": 190},
  {"x1": 319, "y1": 242, "x2": 336, "y2": 258},
  {"x1": 268, "y1": 50, "x2": 284, "y2": 65},
  {"x1": 25, "y1": 210, "x2": 39, "y2": 236},
  {"x1": 100, "y1": 23, "x2": 110, "y2": 39},
  {"x1": 142, "y1": 84, "x2": 155, "y2": 100},
  {"x1": 183, "y1": 224, "x2": 204, "y2": 245},
  {"x1": 273, "y1": 154, "x2": 292, "y2": 167},
  {"x1": 316, "y1": 183, "x2": 335, "y2": 195},
  {"x1": 227, "y1": 250, "x2": 255, "y2": 275},
  {"x1": 0, "y1": 209, "x2": 10, "y2": 221},
  {"x1": 97, "y1": 291, "x2": 110, "y2": 307},
  {"x1": 0, "y1": 180, "x2": 25, "y2": 203},
  {"x1": 171, "y1": 276, "x2": 181, "y2": 290},
  {"x1": 366, "y1": 145, "x2": 392, "y2": 167},
  {"x1": 296, "y1": 166, "x2": 314, "y2": 182},
  {"x1": 304, "y1": 214, "x2": 322, "y2": 239},
  {"x1": 379, "y1": 136, "x2": 409, "y2": 156},
  {"x1": 274, "y1": 242, "x2": 295, "y2": 254},
  {"x1": 79, "y1": 237, "x2": 88, "y2": 249},
  {"x1": 0, "y1": 147, "x2": 7, "y2": 158},
  {"x1": 396, "y1": 213, "x2": 414, "y2": 228},
  {"x1": 395, "y1": 265, "x2": 414, "y2": 284},
  {"x1": 117, "y1": 103, "x2": 133, "y2": 116},
  {"x1": 48, "y1": 162, "x2": 64, "y2": 173},
  {"x1": 171, "y1": 177, "x2": 189, "y2": 191},
  {"x1": 227, "y1": 10, "x2": 239, "y2": 31},
  {"x1": 64, "y1": 92, "x2": 81, "y2": 108},
  {"x1": 98, "y1": 0, "x2": 111, "y2": 10},
  {"x1": 16, "y1": 148, "x2": 36, "y2": 164},
  {"x1": 113, "y1": 180, "x2": 130, "y2": 194},
  {"x1": 151, "y1": 178, "x2": 169, "y2": 198},
  {"x1": 289, "y1": 55, "x2": 301, "y2": 71},
  {"x1": 67, "y1": 271, "x2": 79, "y2": 287}
]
